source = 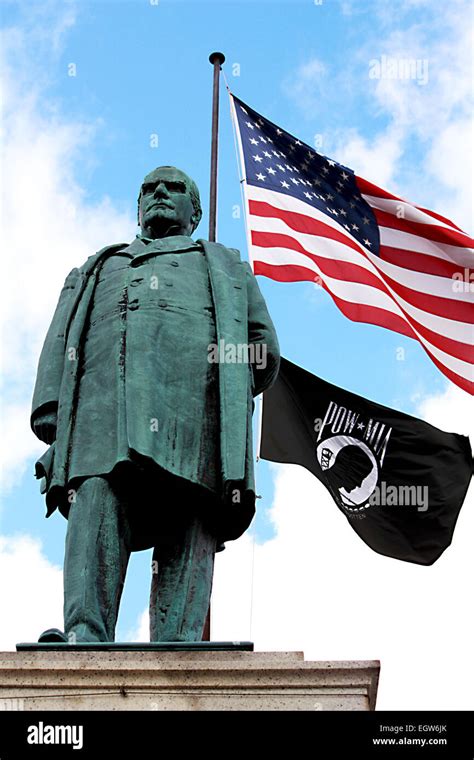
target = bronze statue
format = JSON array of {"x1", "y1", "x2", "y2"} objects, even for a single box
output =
[{"x1": 31, "y1": 166, "x2": 280, "y2": 642}]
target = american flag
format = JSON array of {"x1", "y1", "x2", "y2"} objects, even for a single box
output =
[{"x1": 230, "y1": 94, "x2": 474, "y2": 395}]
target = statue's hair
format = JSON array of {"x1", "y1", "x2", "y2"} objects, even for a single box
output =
[{"x1": 137, "y1": 166, "x2": 202, "y2": 231}]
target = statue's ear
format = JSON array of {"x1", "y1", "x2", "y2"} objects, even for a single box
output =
[{"x1": 191, "y1": 208, "x2": 203, "y2": 231}]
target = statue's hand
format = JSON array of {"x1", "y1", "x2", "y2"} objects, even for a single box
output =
[{"x1": 33, "y1": 411, "x2": 57, "y2": 445}]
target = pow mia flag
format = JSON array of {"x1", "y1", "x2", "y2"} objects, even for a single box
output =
[{"x1": 260, "y1": 358, "x2": 473, "y2": 565}]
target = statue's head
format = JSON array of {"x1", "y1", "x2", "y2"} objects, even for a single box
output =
[{"x1": 137, "y1": 166, "x2": 202, "y2": 239}]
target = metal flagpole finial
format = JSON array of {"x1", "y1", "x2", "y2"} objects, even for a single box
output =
[{"x1": 209, "y1": 51, "x2": 225, "y2": 67}]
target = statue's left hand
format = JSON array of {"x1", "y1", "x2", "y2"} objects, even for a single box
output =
[{"x1": 32, "y1": 410, "x2": 57, "y2": 445}]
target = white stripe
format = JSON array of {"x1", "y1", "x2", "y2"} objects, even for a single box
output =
[
  {"x1": 247, "y1": 183, "x2": 474, "y2": 268},
  {"x1": 250, "y1": 215, "x2": 473, "y2": 343},
  {"x1": 250, "y1": 213, "x2": 473, "y2": 305},
  {"x1": 379, "y1": 226, "x2": 474, "y2": 267},
  {"x1": 252, "y1": 246, "x2": 473, "y2": 381},
  {"x1": 363, "y1": 193, "x2": 471, "y2": 237}
]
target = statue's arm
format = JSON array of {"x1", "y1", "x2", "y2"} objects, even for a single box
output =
[
  {"x1": 244, "y1": 262, "x2": 280, "y2": 397},
  {"x1": 31, "y1": 267, "x2": 81, "y2": 443}
]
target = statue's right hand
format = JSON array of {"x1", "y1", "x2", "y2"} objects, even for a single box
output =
[{"x1": 33, "y1": 411, "x2": 58, "y2": 444}]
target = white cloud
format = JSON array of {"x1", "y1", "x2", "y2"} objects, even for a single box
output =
[
  {"x1": 210, "y1": 387, "x2": 473, "y2": 710},
  {"x1": 285, "y1": 0, "x2": 473, "y2": 231},
  {"x1": 0, "y1": 3, "x2": 136, "y2": 493},
  {"x1": 0, "y1": 534, "x2": 63, "y2": 650}
]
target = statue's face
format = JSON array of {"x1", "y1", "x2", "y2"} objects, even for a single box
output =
[{"x1": 139, "y1": 167, "x2": 196, "y2": 238}]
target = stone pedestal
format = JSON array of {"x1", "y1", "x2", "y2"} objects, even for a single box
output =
[{"x1": 0, "y1": 650, "x2": 379, "y2": 711}]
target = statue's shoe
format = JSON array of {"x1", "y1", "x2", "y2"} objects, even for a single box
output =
[{"x1": 38, "y1": 628, "x2": 68, "y2": 643}]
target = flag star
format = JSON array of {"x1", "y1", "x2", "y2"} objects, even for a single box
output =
[
  {"x1": 339, "y1": 208, "x2": 347, "y2": 216},
  {"x1": 279, "y1": 152, "x2": 287, "y2": 158},
  {"x1": 240, "y1": 106, "x2": 248, "y2": 114},
  {"x1": 246, "y1": 122, "x2": 254, "y2": 130},
  {"x1": 277, "y1": 164, "x2": 286, "y2": 172},
  {"x1": 257, "y1": 119, "x2": 264, "y2": 126},
  {"x1": 341, "y1": 171, "x2": 349, "y2": 181},
  {"x1": 281, "y1": 180, "x2": 290, "y2": 188},
  {"x1": 326, "y1": 193, "x2": 334, "y2": 201},
  {"x1": 266, "y1": 137, "x2": 273, "y2": 144},
  {"x1": 272, "y1": 150, "x2": 280, "y2": 157},
  {"x1": 304, "y1": 192, "x2": 313, "y2": 200},
  {"x1": 290, "y1": 177, "x2": 299, "y2": 185},
  {"x1": 285, "y1": 164, "x2": 294, "y2": 172},
  {"x1": 344, "y1": 224, "x2": 350, "y2": 230},
  {"x1": 329, "y1": 208, "x2": 339, "y2": 216},
  {"x1": 249, "y1": 137, "x2": 259, "y2": 146},
  {"x1": 253, "y1": 154, "x2": 263, "y2": 163},
  {"x1": 363, "y1": 238, "x2": 372, "y2": 247},
  {"x1": 351, "y1": 224, "x2": 359, "y2": 231},
  {"x1": 256, "y1": 172, "x2": 266, "y2": 181},
  {"x1": 362, "y1": 216, "x2": 370, "y2": 224},
  {"x1": 288, "y1": 144, "x2": 296, "y2": 152},
  {"x1": 349, "y1": 201, "x2": 356, "y2": 208},
  {"x1": 276, "y1": 128, "x2": 283, "y2": 136},
  {"x1": 306, "y1": 151, "x2": 315, "y2": 160},
  {"x1": 267, "y1": 167, "x2": 276, "y2": 175},
  {"x1": 321, "y1": 166, "x2": 329, "y2": 175},
  {"x1": 314, "y1": 178, "x2": 321, "y2": 186},
  {"x1": 259, "y1": 136, "x2": 267, "y2": 143},
  {"x1": 300, "y1": 163, "x2": 309, "y2": 172},
  {"x1": 312, "y1": 192, "x2": 319, "y2": 198},
  {"x1": 292, "y1": 165, "x2": 300, "y2": 173},
  {"x1": 263, "y1": 151, "x2": 272, "y2": 158},
  {"x1": 295, "y1": 140, "x2": 302, "y2": 146},
  {"x1": 327, "y1": 160, "x2": 336, "y2": 167}
]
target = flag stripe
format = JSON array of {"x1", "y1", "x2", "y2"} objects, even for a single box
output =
[
  {"x1": 362, "y1": 194, "x2": 468, "y2": 233},
  {"x1": 252, "y1": 245, "x2": 474, "y2": 380},
  {"x1": 250, "y1": 210, "x2": 472, "y2": 305},
  {"x1": 373, "y1": 208, "x2": 474, "y2": 248},
  {"x1": 254, "y1": 261, "x2": 473, "y2": 394},
  {"x1": 251, "y1": 235, "x2": 472, "y2": 363},
  {"x1": 379, "y1": 245, "x2": 464, "y2": 280}
]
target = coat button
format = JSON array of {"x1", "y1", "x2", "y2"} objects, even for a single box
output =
[
  {"x1": 170, "y1": 261, "x2": 179, "y2": 267},
  {"x1": 129, "y1": 278, "x2": 143, "y2": 287},
  {"x1": 158, "y1": 300, "x2": 167, "y2": 308},
  {"x1": 128, "y1": 301, "x2": 139, "y2": 311}
]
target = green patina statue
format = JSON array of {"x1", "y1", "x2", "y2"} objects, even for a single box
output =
[{"x1": 30, "y1": 166, "x2": 280, "y2": 642}]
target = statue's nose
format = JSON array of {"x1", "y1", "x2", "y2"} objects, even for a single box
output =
[{"x1": 154, "y1": 181, "x2": 169, "y2": 197}]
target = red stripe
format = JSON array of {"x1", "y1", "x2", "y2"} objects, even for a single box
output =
[
  {"x1": 253, "y1": 260, "x2": 416, "y2": 339},
  {"x1": 415, "y1": 205, "x2": 464, "y2": 232},
  {"x1": 251, "y1": 230, "x2": 387, "y2": 290},
  {"x1": 252, "y1": 241, "x2": 472, "y2": 362},
  {"x1": 251, "y1": 224, "x2": 473, "y2": 323},
  {"x1": 379, "y1": 245, "x2": 464, "y2": 280},
  {"x1": 374, "y1": 208, "x2": 474, "y2": 248},
  {"x1": 249, "y1": 199, "x2": 363, "y2": 254},
  {"x1": 356, "y1": 176, "x2": 466, "y2": 234},
  {"x1": 254, "y1": 261, "x2": 473, "y2": 394},
  {"x1": 356, "y1": 176, "x2": 402, "y2": 202}
]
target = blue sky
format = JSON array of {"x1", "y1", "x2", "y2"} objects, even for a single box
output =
[{"x1": 1, "y1": 0, "x2": 472, "y2": 709}]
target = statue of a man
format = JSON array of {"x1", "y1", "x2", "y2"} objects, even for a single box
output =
[{"x1": 31, "y1": 166, "x2": 280, "y2": 643}]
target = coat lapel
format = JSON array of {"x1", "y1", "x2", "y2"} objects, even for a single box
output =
[{"x1": 199, "y1": 240, "x2": 249, "y2": 484}]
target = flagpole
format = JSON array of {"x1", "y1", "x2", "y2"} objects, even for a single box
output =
[
  {"x1": 208, "y1": 51, "x2": 225, "y2": 242},
  {"x1": 202, "y1": 51, "x2": 225, "y2": 642}
]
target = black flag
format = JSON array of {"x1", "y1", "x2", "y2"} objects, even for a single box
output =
[{"x1": 260, "y1": 357, "x2": 472, "y2": 565}]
